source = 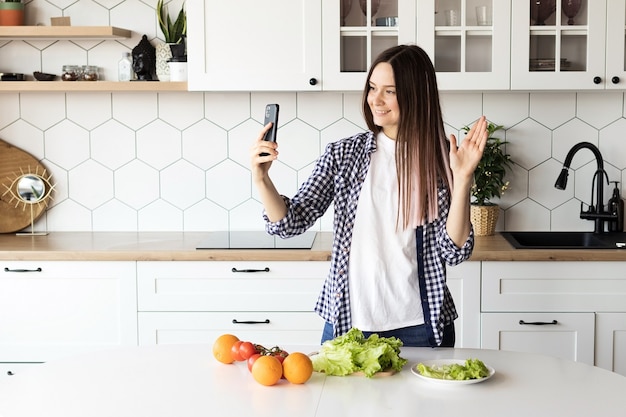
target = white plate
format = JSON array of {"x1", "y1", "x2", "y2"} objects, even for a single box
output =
[{"x1": 411, "y1": 359, "x2": 495, "y2": 385}]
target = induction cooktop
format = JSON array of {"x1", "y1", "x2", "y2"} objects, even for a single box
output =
[{"x1": 195, "y1": 231, "x2": 318, "y2": 249}]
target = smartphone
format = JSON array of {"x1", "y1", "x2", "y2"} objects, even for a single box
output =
[{"x1": 260, "y1": 104, "x2": 279, "y2": 156}]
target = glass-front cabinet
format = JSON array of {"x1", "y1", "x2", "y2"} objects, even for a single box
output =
[
  {"x1": 417, "y1": 0, "x2": 511, "y2": 90},
  {"x1": 321, "y1": 0, "x2": 416, "y2": 90},
  {"x1": 511, "y1": 0, "x2": 626, "y2": 90}
]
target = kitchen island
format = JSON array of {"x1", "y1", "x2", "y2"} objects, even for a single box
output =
[{"x1": 0, "y1": 344, "x2": 624, "y2": 417}]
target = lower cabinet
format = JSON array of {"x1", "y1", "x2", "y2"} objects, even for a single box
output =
[
  {"x1": 481, "y1": 261, "x2": 626, "y2": 375},
  {"x1": 447, "y1": 262, "x2": 481, "y2": 348},
  {"x1": 137, "y1": 261, "x2": 329, "y2": 346},
  {"x1": 0, "y1": 261, "x2": 137, "y2": 364},
  {"x1": 596, "y1": 313, "x2": 626, "y2": 376}
]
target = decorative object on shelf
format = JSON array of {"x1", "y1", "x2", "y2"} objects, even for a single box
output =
[
  {"x1": 358, "y1": 0, "x2": 380, "y2": 25},
  {"x1": 33, "y1": 71, "x2": 56, "y2": 81},
  {"x1": 0, "y1": 139, "x2": 54, "y2": 234},
  {"x1": 0, "y1": 0, "x2": 24, "y2": 26},
  {"x1": 530, "y1": 0, "x2": 556, "y2": 26},
  {"x1": 463, "y1": 122, "x2": 512, "y2": 236},
  {"x1": 561, "y1": 0, "x2": 582, "y2": 25},
  {"x1": 132, "y1": 34, "x2": 156, "y2": 81},
  {"x1": 50, "y1": 16, "x2": 70, "y2": 26},
  {"x1": 156, "y1": 0, "x2": 186, "y2": 81},
  {"x1": 341, "y1": 0, "x2": 352, "y2": 26}
]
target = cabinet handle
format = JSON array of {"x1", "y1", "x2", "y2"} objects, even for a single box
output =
[
  {"x1": 3, "y1": 267, "x2": 42, "y2": 273},
  {"x1": 519, "y1": 319, "x2": 558, "y2": 326},
  {"x1": 612, "y1": 76, "x2": 620, "y2": 84},
  {"x1": 231, "y1": 267, "x2": 270, "y2": 273},
  {"x1": 309, "y1": 78, "x2": 317, "y2": 86},
  {"x1": 232, "y1": 319, "x2": 270, "y2": 325},
  {"x1": 593, "y1": 76, "x2": 602, "y2": 84}
]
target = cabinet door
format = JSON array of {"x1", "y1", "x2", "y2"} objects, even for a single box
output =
[
  {"x1": 0, "y1": 261, "x2": 137, "y2": 362},
  {"x1": 596, "y1": 313, "x2": 626, "y2": 376},
  {"x1": 447, "y1": 261, "x2": 481, "y2": 348},
  {"x1": 187, "y1": 0, "x2": 321, "y2": 91},
  {"x1": 604, "y1": 0, "x2": 626, "y2": 89},
  {"x1": 511, "y1": 0, "x2": 607, "y2": 90},
  {"x1": 481, "y1": 312, "x2": 595, "y2": 365},
  {"x1": 321, "y1": 0, "x2": 416, "y2": 90},
  {"x1": 417, "y1": 0, "x2": 511, "y2": 90},
  {"x1": 138, "y1": 312, "x2": 325, "y2": 346}
]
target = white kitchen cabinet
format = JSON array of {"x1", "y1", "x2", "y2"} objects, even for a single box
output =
[
  {"x1": 511, "y1": 0, "x2": 626, "y2": 90},
  {"x1": 0, "y1": 261, "x2": 137, "y2": 363},
  {"x1": 447, "y1": 261, "x2": 481, "y2": 348},
  {"x1": 137, "y1": 261, "x2": 329, "y2": 346},
  {"x1": 187, "y1": 0, "x2": 321, "y2": 91},
  {"x1": 321, "y1": 0, "x2": 416, "y2": 91},
  {"x1": 417, "y1": 0, "x2": 511, "y2": 90},
  {"x1": 0, "y1": 363, "x2": 38, "y2": 382},
  {"x1": 481, "y1": 261, "x2": 626, "y2": 367},
  {"x1": 596, "y1": 313, "x2": 626, "y2": 376}
]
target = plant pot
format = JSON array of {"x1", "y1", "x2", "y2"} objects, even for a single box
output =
[
  {"x1": 0, "y1": 2, "x2": 25, "y2": 26},
  {"x1": 470, "y1": 204, "x2": 500, "y2": 236},
  {"x1": 155, "y1": 42, "x2": 174, "y2": 81}
]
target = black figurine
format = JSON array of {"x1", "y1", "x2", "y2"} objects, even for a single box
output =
[{"x1": 132, "y1": 34, "x2": 157, "y2": 81}]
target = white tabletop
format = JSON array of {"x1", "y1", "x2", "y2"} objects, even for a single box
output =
[{"x1": 1, "y1": 344, "x2": 625, "y2": 417}]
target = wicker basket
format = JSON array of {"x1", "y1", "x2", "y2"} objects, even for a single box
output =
[{"x1": 470, "y1": 204, "x2": 500, "y2": 236}]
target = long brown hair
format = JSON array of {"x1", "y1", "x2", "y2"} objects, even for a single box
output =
[{"x1": 362, "y1": 44, "x2": 452, "y2": 229}]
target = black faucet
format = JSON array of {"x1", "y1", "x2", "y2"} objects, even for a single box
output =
[{"x1": 554, "y1": 142, "x2": 616, "y2": 233}]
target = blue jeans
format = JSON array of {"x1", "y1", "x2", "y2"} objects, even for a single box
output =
[{"x1": 321, "y1": 322, "x2": 455, "y2": 347}]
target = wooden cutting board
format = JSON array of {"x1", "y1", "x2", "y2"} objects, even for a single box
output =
[{"x1": 0, "y1": 138, "x2": 51, "y2": 233}]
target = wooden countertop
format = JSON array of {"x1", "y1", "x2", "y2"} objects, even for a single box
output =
[{"x1": 0, "y1": 232, "x2": 624, "y2": 261}]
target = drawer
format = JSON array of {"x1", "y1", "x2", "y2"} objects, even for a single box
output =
[
  {"x1": 138, "y1": 311, "x2": 326, "y2": 346},
  {"x1": 137, "y1": 261, "x2": 329, "y2": 312},
  {"x1": 0, "y1": 363, "x2": 40, "y2": 382},
  {"x1": 481, "y1": 262, "x2": 626, "y2": 312},
  {"x1": 481, "y1": 312, "x2": 595, "y2": 365}
]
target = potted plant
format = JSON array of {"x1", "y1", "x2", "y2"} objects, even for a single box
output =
[
  {"x1": 0, "y1": 0, "x2": 25, "y2": 26},
  {"x1": 463, "y1": 122, "x2": 512, "y2": 236},
  {"x1": 155, "y1": 0, "x2": 186, "y2": 81}
]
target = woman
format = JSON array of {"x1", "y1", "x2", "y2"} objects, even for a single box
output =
[{"x1": 250, "y1": 45, "x2": 487, "y2": 347}]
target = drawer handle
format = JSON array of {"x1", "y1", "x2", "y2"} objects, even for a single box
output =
[
  {"x1": 519, "y1": 320, "x2": 558, "y2": 326},
  {"x1": 232, "y1": 319, "x2": 270, "y2": 325},
  {"x1": 7, "y1": 371, "x2": 14, "y2": 376},
  {"x1": 231, "y1": 267, "x2": 270, "y2": 273},
  {"x1": 4, "y1": 267, "x2": 43, "y2": 273}
]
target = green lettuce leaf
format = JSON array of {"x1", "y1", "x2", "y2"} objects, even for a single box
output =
[{"x1": 311, "y1": 328, "x2": 407, "y2": 378}]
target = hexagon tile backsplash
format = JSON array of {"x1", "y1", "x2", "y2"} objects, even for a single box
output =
[{"x1": 1, "y1": 90, "x2": 625, "y2": 233}]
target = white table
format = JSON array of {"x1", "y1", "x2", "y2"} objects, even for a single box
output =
[{"x1": 1, "y1": 344, "x2": 625, "y2": 417}]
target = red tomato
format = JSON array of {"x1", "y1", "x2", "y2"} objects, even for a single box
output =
[
  {"x1": 239, "y1": 341, "x2": 258, "y2": 360},
  {"x1": 230, "y1": 341, "x2": 245, "y2": 362},
  {"x1": 247, "y1": 353, "x2": 262, "y2": 372}
]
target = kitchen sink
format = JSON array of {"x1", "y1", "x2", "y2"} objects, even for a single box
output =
[{"x1": 501, "y1": 231, "x2": 626, "y2": 249}]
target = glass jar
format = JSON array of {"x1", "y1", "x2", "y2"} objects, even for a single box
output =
[
  {"x1": 81, "y1": 65, "x2": 99, "y2": 81},
  {"x1": 61, "y1": 65, "x2": 80, "y2": 81}
]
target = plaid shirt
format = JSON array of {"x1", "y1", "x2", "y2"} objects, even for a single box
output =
[{"x1": 264, "y1": 130, "x2": 474, "y2": 346}]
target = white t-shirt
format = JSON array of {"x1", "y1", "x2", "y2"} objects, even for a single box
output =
[{"x1": 348, "y1": 131, "x2": 425, "y2": 331}]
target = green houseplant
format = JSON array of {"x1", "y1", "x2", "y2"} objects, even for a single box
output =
[
  {"x1": 157, "y1": 0, "x2": 186, "y2": 44},
  {"x1": 463, "y1": 122, "x2": 512, "y2": 235},
  {"x1": 155, "y1": 0, "x2": 186, "y2": 81}
]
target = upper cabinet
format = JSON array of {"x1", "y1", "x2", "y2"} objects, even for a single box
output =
[
  {"x1": 511, "y1": 0, "x2": 626, "y2": 90},
  {"x1": 321, "y1": 0, "x2": 416, "y2": 91},
  {"x1": 187, "y1": 0, "x2": 321, "y2": 91},
  {"x1": 418, "y1": 0, "x2": 511, "y2": 90}
]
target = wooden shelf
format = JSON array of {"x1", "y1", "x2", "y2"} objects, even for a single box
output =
[
  {"x1": 0, "y1": 81, "x2": 188, "y2": 92},
  {"x1": 0, "y1": 26, "x2": 131, "y2": 40}
]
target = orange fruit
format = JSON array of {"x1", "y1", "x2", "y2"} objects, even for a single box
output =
[
  {"x1": 282, "y1": 352, "x2": 313, "y2": 384},
  {"x1": 251, "y1": 355, "x2": 283, "y2": 386},
  {"x1": 212, "y1": 334, "x2": 240, "y2": 364}
]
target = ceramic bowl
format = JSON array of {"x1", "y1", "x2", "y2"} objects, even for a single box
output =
[{"x1": 33, "y1": 71, "x2": 57, "y2": 81}]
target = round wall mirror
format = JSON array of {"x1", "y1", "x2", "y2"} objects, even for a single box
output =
[{"x1": 16, "y1": 174, "x2": 46, "y2": 203}]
